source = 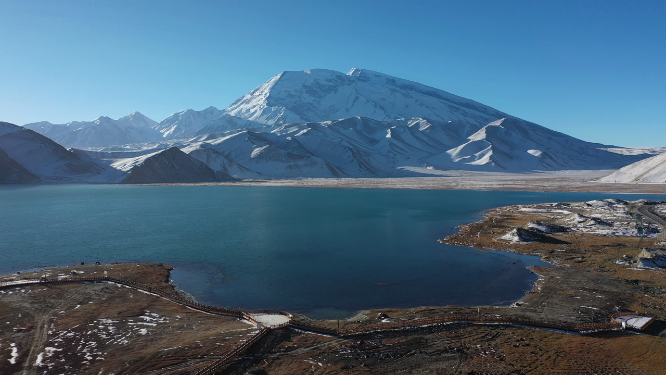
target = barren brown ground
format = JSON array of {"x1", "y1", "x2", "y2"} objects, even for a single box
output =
[
  {"x1": 0, "y1": 264, "x2": 256, "y2": 375},
  {"x1": 227, "y1": 324, "x2": 666, "y2": 375}
]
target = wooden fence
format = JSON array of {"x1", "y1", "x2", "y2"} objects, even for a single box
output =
[
  {"x1": 193, "y1": 328, "x2": 270, "y2": 375},
  {"x1": 289, "y1": 313, "x2": 621, "y2": 337}
]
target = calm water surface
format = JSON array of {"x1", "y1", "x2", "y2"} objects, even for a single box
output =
[{"x1": 2, "y1": 184, "x2": 663, "y2": 319}]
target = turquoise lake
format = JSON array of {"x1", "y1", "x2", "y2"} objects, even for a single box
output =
[{"x1": 2, "y1": 184, "x2": 663, "y2": 319}]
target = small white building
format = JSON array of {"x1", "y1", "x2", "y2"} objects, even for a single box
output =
[
  {"x1": 614, "y1": 315, "x2": 655, "y2": 331},
  {"x1": 636, "y1": 248, "x2": 666, "y2": 268}
]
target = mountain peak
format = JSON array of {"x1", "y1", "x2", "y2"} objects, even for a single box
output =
[
  {"x1": 92, "y1": 116, "x2": 114, "y2": 125},
  {"x1": 117, "y1": 111, "x2": 158, "y2": 128},
  {"x1": 347, "y1": 68, "x2": 362, "y2": 76},
  {"x1": 119, "y1": 111, "x2": 150, "y2": 120},
  {"x1": 224, "y1": 68, "x2": 508, "y2": 127},
  {"x1": 127, "y1": 111, "x2": 150, "y2": 119}
]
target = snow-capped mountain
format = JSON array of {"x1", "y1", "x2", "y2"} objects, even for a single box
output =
[
  {"x1": 11, "y1": 68, "x2": 659, "y2": 182},
  {"x1": 599, "y1": 152, "x2": 666, "y2": 183},
  {"x1": 154, "y1": 106, "x2": 224, "y2": 139},
  {"x1": 23, "y1": 111, "x2": 162, "y2": 149},
  {"x1": 224, "y1": 68, "x2": 510, "y2": 127},
  {"x1": 0, "y1": 121, "x2": 103, "y2": 181}
]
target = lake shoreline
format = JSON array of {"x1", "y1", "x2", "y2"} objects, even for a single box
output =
[{"x1": 139, "y1": 174, "x2": 666, "y2": 194}]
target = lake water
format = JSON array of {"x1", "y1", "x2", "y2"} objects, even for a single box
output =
[{"x1": 2, "y1": 184, "x2": 663, "y2": 319}]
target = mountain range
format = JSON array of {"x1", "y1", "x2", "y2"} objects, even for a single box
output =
[
  {"x1": 0, "y1": 121, "x2": 103, "y2": 183},
  {"x1": 4, "y1": 68, "x2": 663, "y2": 183}
]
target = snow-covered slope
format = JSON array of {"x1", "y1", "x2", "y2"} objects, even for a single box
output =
[
  {"x1": 430, "y1": 118, "x2": 635, "y2": 171},
  {"x1": 196, "y1": 114, "x2": 267, "y2": 135},
  {"x1": 599, "y1": 152, "x2": 666, "y2": 183},
  {"x1": 180, "y1": 116, "x2": 645, "y2": 178},
  {"x1": 153, "y1": 109, "x2": 270, "y2": 140},
  {"x1": 24, "y1": 111, "x2": 162, "y2": 149},
  {"x1": 0, "y1": 121, "x2": 103, "y2": 181},
  {"x1": 154, "y1": 106, "x2": 224, "y2": 139},
  {"x1": 224, "y1": 68, "x2": 514, "y2": 127}
]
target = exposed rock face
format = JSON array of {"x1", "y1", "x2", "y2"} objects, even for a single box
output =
[
  {"x1": 0, "y1": 121, "x2": 103, "y2": 182},
  {"x1": 526, "y1": 221, "x2": 568, "y2": 234},
  {"x1": 499, "y1": 227, "x2": 568, "y2": 244},
  {"x1": 122, "y1": 147, "x2": 232, "y2": 184},
  {"x1": 0, "y1": 147, "x2": 40, "y2": 183}
]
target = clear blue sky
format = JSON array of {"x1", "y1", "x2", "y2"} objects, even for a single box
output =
[{"x1": 1, "y1": 0, "x2": 664, "y2": 147}]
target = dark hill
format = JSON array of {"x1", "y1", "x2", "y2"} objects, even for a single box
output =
[{"x1": 122, "y1": 147, "x2": 233, "y2": 184}]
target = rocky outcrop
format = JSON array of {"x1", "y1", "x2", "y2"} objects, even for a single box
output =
[{"x1": 499, "y1": 228, "x2": 568, "y2": 244}]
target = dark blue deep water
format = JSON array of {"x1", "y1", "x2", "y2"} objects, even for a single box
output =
[{"x1": 2, "y1": 184, "x2": 663, "y2": 318}]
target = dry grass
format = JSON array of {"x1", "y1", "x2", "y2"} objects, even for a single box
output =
[{"x1": 0, "y1": 264, "x2": 254, "y2": 375}]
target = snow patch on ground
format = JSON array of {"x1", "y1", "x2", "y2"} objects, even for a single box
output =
[
  {"x1": 7, "y1": 343, "x2": 18, "y2": 364},
  {"x1": 36, "y1": 311, "x2": 169, "y2": 370}
]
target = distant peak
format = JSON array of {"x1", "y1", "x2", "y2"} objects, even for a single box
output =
[
  {"x1": 347, "y1": 68, "x2": 362, "y2": 76},
  {"x1": 124, "y1": 111, "x2": 154, "y2": 120}
]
